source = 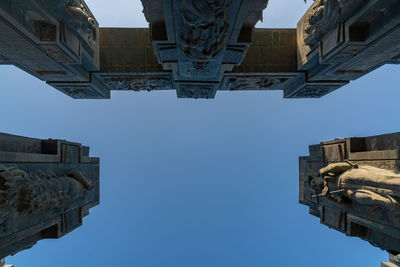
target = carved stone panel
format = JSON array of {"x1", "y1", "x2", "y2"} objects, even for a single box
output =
[
  {"x1": 0, "y1": 133, "x2": 99, "y2": 259},
  {"x1": 179, "y1": 0, "x2": 232, "y2": 64},
  {"x1": 142, "y1": 0, "x2": 270, "y2": 97},
  {"x1": 300, "y1": 132, "x2": 400, "y2": 256},
  {"x1": 98, "y1": 74, "x2": 174, "y2": 91},
  {"x1": 221, "y1": 75, "x2": 291, "y2": 91}
]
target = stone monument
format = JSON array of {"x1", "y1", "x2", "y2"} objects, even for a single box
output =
[
  {"x1": 0, "y1": 0, "x2": 399, "y2": 99},
  {"x1": 1, "y1": 0, "x2": 400, "y2": 265},
  {"x1": 0, "y1": 132, "x2": 99, "y2": 259},
  {"x1": 383, "y1": 254, "x2": 400, "y2": 267},
  {"x1": 300, "y1": 132, "x2": 400, "y2": 266},
  {"x1": 0, "y1": 259, "x2": 12, "y2": 267}
]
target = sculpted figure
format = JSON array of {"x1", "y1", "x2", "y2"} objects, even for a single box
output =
[
  {"x1": 303, "y1": 0, "x2": 341, "y2": 48},
  {"x1": 0, "y1": 166, "x2": 92, "y2": 234},
  {"x1": 66, "y1": 0, "x2": 97, "y2": 42},
  {"x1": 36, "y1": 0, "x2": 97, "y2": 42},
  {"x1": 180, "y1": 0, "x2": 232, "y2": 69},
  {"x1": 314, "y1": 162, "x2": 400, "y2": 211},
  {"x1": 302, "y1": 0, "x2": 365, "y2": 48}
]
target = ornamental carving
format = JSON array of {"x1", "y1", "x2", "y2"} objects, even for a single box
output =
[
  {"x1": 291, "y1": 85, "x2": 334, "y2": 98},
  {"x1": 179, "y1": 85, "x2": 214, "y2": 99},
  {"x1": 66, "y1": 0, "x2": 97, "y2": 42},
  {"x1": 303, "y1": 0, "x2": 341, "y2": 48},
  {"x1": 309, "y1": 162, "x2": 400, "y2": 224},
  {"x1": 102, "y1": 76, "x2": 173, "y2": 91},
  {"x1": 0, "y1": 166, "x2": 93, "y2": 234},
  {"x1": 58, "y1": 86, "x2": 100, "y2": 99},
  {"x1": 180, "y1": 0, "x2": 232, "y2": 69},
  {"x1": 301, "y1": 0, "x2": 365, "y2": 49},
  {"x1": 225, "y1": 76, "x2": 289, "y2": 91}
]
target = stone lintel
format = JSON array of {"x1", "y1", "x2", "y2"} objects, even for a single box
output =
[
  {"x1": 1, "y1": 0, "x2": 400, "y2": 99},
  {"x1": 98, "y1": 27, "x2": 301, "y2": 98}
]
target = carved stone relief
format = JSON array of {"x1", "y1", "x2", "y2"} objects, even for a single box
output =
[
  {"x1": 303, "y1": 0, "x2": 341, "y2": 49},
  {"x1": 56, "y1": 86, "x2": 100, "y2": 99},
  {"x1": 179, "y1": 85, "x2": 214, "y2": 99},
  {"x1": 65, "y1": 0, "x2": 97, "y2": 43},
  {"x1": 37, "y1": 0, "x2": 98, "y2": 43},
  {"x1": 290, "y1": 85, "x2": 334, "y2": 98},
  {"x1": 0, "y1": 166, "x2": 93, "y2": 234},
  {"x1": 180, "y1": 0, "x2": 232, "y2": 69},
  {"x1": 299, "y1": 0, "x2": 366, "y2": 53},
  {"x1": 224, "y1": 76, "x2": 289, "y2": 91},
  {"x1": 101, "y1": 75, "x2": 174, "y2": 91},
  {"x1": 308, "y1": 162, "x2": 400, "y2": 225}
]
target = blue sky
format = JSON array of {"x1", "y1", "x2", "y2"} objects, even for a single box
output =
[{"x1": 3, "y1": 1, "x2": 400, "y2": 266}]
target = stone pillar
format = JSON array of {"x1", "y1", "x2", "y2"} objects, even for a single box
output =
[
  {"x1": 382, "y1": 254, "x2": 400, "y2": 267},
  {"x1": 0, "y1": 0, "x2": 109, "y2": 99},
  {"x1": 289, "y1": 0, "x2": 400, "y2": 98},
  {"x1": 1, "y1": 259, "x2": 13, "y2": 267},
  {"x1": 299, "y1": 132, "x2": 400, "y2": 257},
  {"x1": 0, "y1": 132, "x2": 100, "y2": 259}
]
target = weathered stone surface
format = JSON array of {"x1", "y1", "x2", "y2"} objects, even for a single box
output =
[
  {"x1": 141, "y1": 0, "x2": 270, "y2": 98},
  {"x1": 0, "y1": 132, "x2": 99, "y2": 259},
  {"x1": 0, "y1": 0, "x2": 109, "y2": 99},
  {"x1": 296, "y1": 0, "x2": 400, "y2": 97},
  {"x1": 300, "y1": 132, "x2": 400, "y2": 257},
  {"x1": 97, "y1": 28, "x2": 301, "y2": 98},
  {"x1": 1, "y1": 0, "x2": 400, "y2": 99},
  {"x1": 0, "y1": 258, "x2": 12, "y2": 267},
  {"x1": 383, "y1": 254, "x2": 400, "y2": 267},
  {"x1": 233, "y1": 29, "x2": 297, "y2": 73}
]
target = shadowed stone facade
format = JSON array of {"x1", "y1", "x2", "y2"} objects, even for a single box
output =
[
  {"x1": 0, "y1": 132, "x2": 99, "y2": 259},
  {"x1": 97, "y1": 27, "x2": 300, "y2": 98},
  {"x1": 295, "y1": 0, "x2": 400, "y2": 98},
  {"x1": 0, "y1": 0, "x2": 399, "y2": 99},
  {"x1": 0, "y1": 0, "x2": 109, "y2": 99},
  {"x1": 300, "y1": 132, "x2": 400, "y2": 266},
  {"x1": 0, "y1": 1, "x2": 400, "y2": 266}
]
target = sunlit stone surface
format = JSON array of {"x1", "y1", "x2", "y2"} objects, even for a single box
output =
[
  {"x1": 300, "y1": 132, "x2": 400, "y2": 266},
  {"x1": 0, "y1": 258, "x2": 12, "y2": 267}
]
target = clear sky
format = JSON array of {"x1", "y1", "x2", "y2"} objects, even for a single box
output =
[{"x1": 3, "y1": 0, "x2": 400, "y2": 266}]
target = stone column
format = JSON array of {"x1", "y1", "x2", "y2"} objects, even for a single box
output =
[
  {"x1": 0, "y1": 132, "x2": 100, "y2": 259},
  {"x1": 290, "y1": 0, "x2": 400, "y2": 98},
  {"x1": 1, "y1": 259, "x2": 13, "y2": 267},
  {"x1": 0, "y1": 0, "x2": 109, "y2": 99},
  {"x1": 382, "y1": 254, "x2": 400, "y2": 267},
  {"x1": 299, "y1": 132, "x2": 400, "y2": 261}
]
